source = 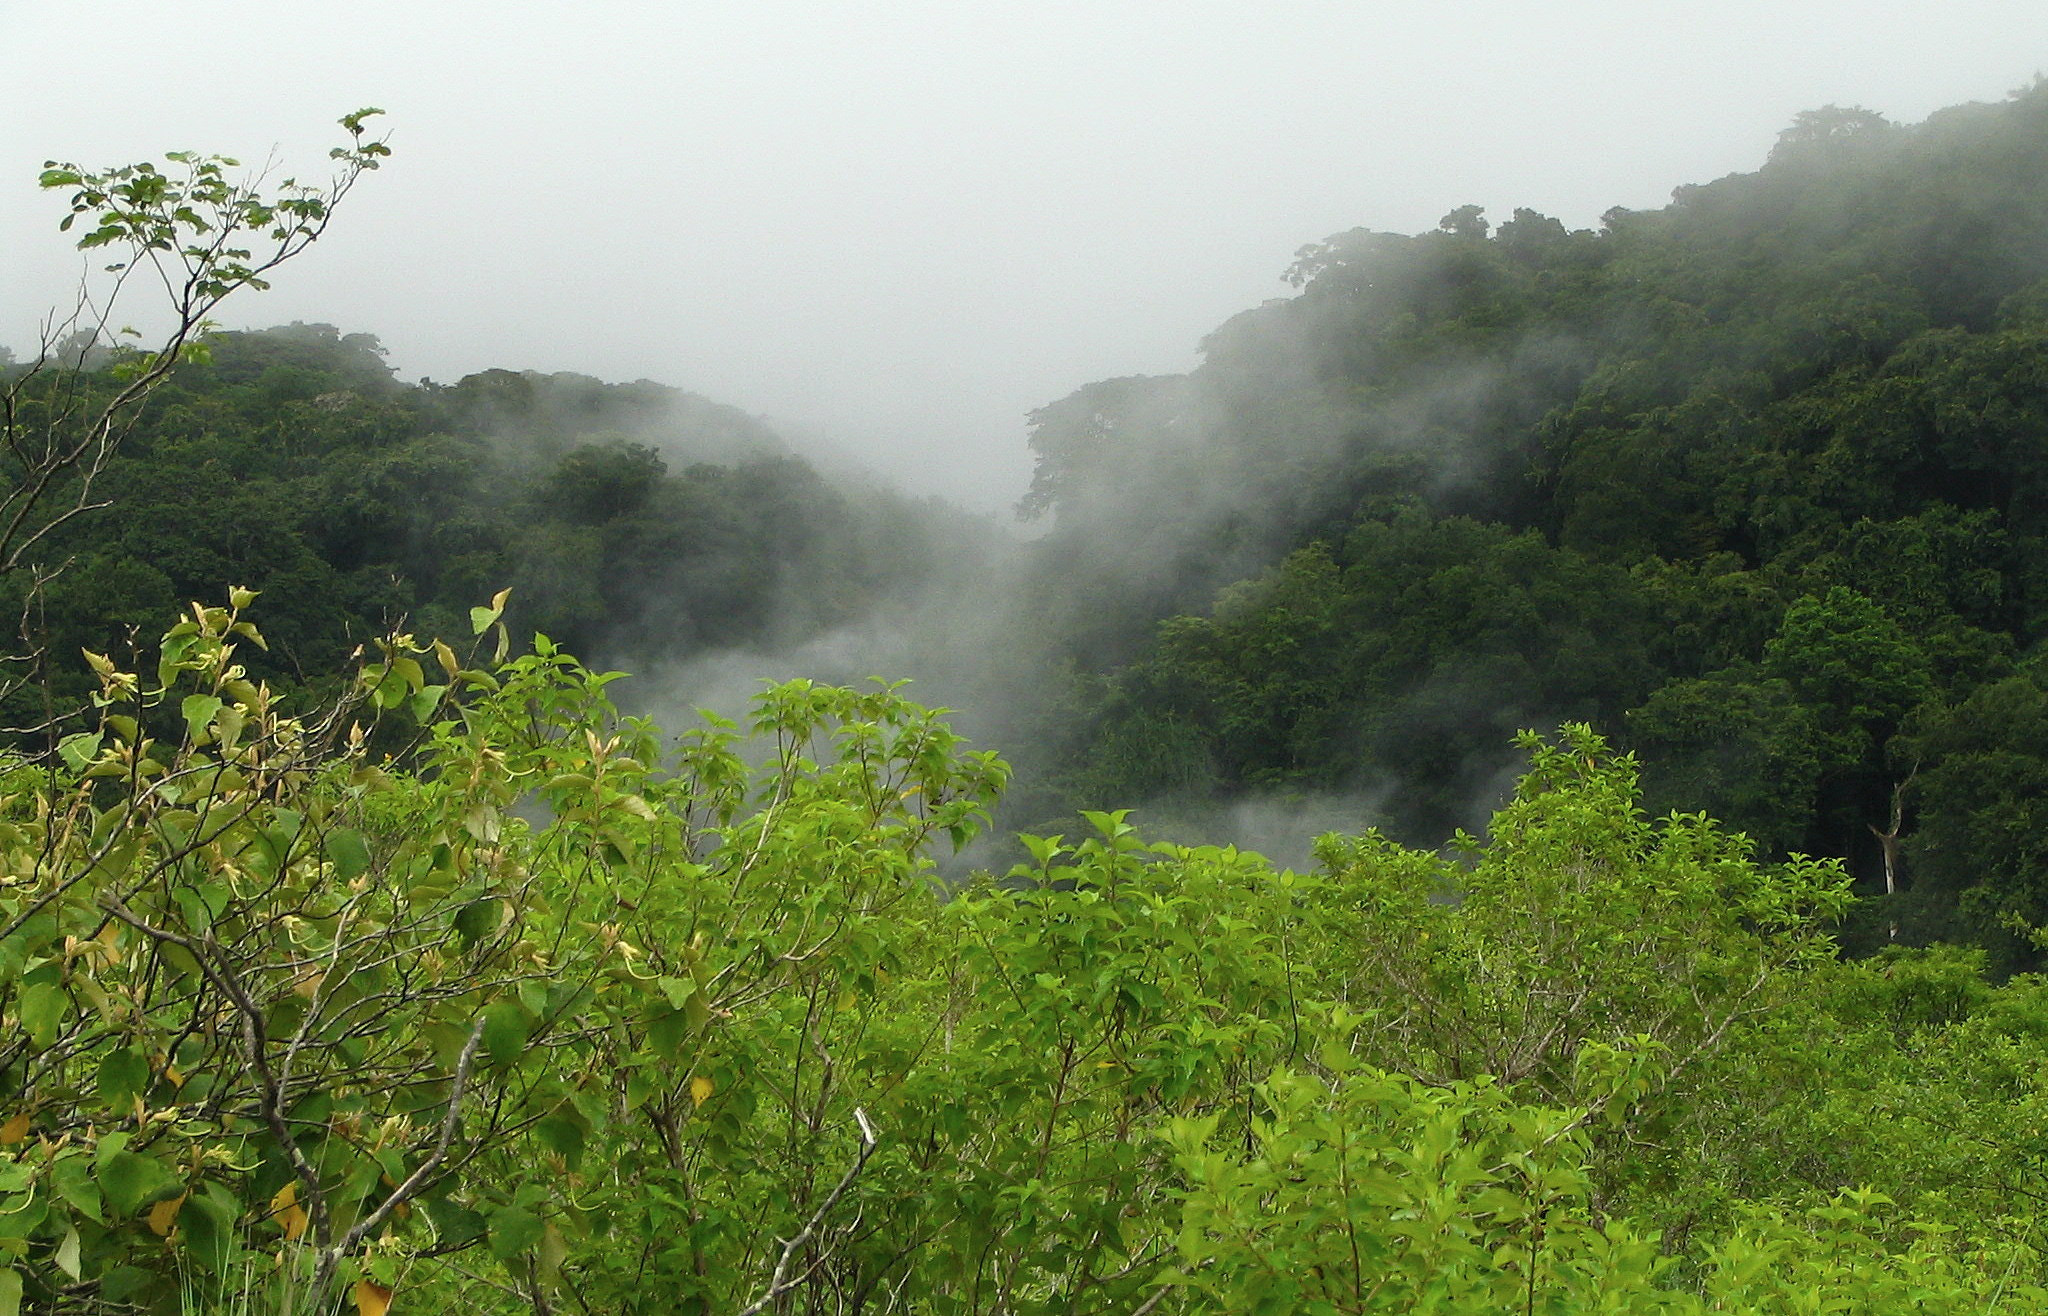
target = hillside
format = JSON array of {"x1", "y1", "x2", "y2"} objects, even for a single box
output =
[
  {"x1": 0, "y1": 322, "x2": 981, "y2": 718},
  {"x1": 18, "y1": 84, "x2": 2048, "y2": 1316},
  {"x1": 1022, "y1": 84, "x2": 2048, "y2": 964}
]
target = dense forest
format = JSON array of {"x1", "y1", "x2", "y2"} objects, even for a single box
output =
[
  {"x1": 10, "y1": 86, "x2": 2048, "y2": 1314},
  {"x1": 1015, "y1": 87, "x2": 2048, "y2": 967},
  {"x1": 0, "y1": 321, "x2": 986, "y2": 709}
]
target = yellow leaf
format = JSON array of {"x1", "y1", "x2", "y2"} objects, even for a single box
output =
[
  {"x1": 270, "y1": 1182, "x2": 310, "y2": 1241},
  {"x1": 0, "y1": 1113, "x2": 28, "y2": 1145},
  {"x1": 147, "y1": 1193, "x2": 186, "y2": 1237},
  {"x1": 689, "y1": 1075, "x2": 714, "y2": 1108},
  {"x1": 353, "y1": 1280, "x2": 393, "y2": 1316}
]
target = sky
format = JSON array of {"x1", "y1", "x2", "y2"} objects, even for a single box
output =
[{"x1": 5, "y1": 2, "x2": 2047, "y2": 510}]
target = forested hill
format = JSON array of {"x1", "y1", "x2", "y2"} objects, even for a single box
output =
[
  {"x1": 28, "y1": 95, "x2": 2048, "y2": 1316},
  {"x1": 14, "y1": 86, "x2": 2048, "y2": 967},
  {"x1": 1023, "y1": 84, "x2": 2048, "y2": 964},
  {"x1": 0, "y1": 322, "x2": 974, "y2": 714}
]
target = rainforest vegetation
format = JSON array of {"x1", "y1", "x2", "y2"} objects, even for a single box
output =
[
  {"x1": 0, "y1": 321, "x2": 982, "y2": 715},
  {"x1": 1021, "y1": 86, "x2": 2048, "y2": 969},
  {"x1": 9, "y1": 88, "x2": 2048, "y2": 1313}
]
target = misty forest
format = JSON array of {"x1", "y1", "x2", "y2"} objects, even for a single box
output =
[{"x1": 13, "y1": 82, "x2": 2048, "y2": 1316}]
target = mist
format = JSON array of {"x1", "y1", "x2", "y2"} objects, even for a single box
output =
[
  {"x1": 8, "y1": 4, "x2": 2047, "y2": 513},
  {"x1": 11, "y1": 9, "x2": 2048, "y2": 883}
]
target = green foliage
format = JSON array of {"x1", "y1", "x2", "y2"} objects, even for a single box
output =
[
  {"x1": 0, "y1": 593, "x2": 1011, "y2": 1312},
  {"x1": 2, "y1": 115, "x2": 391, "y2": 608},
  {"x1": 1893, "y1": 671, "x2": 2048, "y2": 962},
  {"x1": 1763, "y1": 587, "x2": 1934, "y2": 773},
  {"x1": 40, "y1": 109, "x2": 387, "y2": 300},
  {"x1": 0, "y1": 330, "x2": 978, "y2": 721},
  {"x1": 1072, "y1": 517, "x2": 1656, "y2": 840},
  {"x1": 1015, "y1": 82, "x2": 2048, "y2": 958},
  {"x1": 1626, "y1": 667, "x2": 1821, "y2": 854},
  {"x1": 1310, "y1": 727, "x2": 1848, "y2": 1117},
  {"x1": 25, "y1": 83, "x2": 2048, "y2": 1312},
  {"x1": 8, "y1": 605, "x2": 2041, "y2": 1313},
  {"x1": 1168, "y1": 1064, "x2": 2039, "y2": 1314}
]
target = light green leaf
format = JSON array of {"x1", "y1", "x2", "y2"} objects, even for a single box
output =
[
  {"x1": 538, "y1": 1221, "x2": 568, "y2": 1283},
  {"x1": 409, "y1": 685, "x2": 446, "y2": 722},
  {"x1": 20, "y1": 984, "x2": 67, "y2": 1049},
  {"x1": 56, "y1": 732, "x2": 102, "y2": 773},
  {"x1": 54, "y1": 1227, "x2": 80, "y2": 1281},
  {"x1": 487, "y1": 1206, "x2": 543, "y2": 1260},
  {"x1": 481, "y1": 1002, "x2": 533, "y2": 1068},
  {"x1": 97, "y1": 1150, "x2": 181, "y2": 1218},
  {"x1": 326, "y1": 829, "x2": 372, "y2": 882},
  {"x1": 181, "y1": 694, "x2": 223, "y2": 742},
  {"x1": 50, "y1": 1155, "x2": 102, "y2": 1223}
]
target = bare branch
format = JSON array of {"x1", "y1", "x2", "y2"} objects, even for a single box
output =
[
  {"x1": 736, "y1": 1108, "x2": 880, "y2": 1316},
  {"x1": 335, "y1": 1015, "x2": 489, "y2": 1255}
]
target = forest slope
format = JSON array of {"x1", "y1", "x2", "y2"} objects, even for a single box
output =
[
  {"x1": 0, "y1": 322, "x2": 987, "y2": 720},
  {"x1": 1024, "y1": 84, "x2": 2048, "y2": 964},
  {"x1": 14, "y1": 86, "x2": 2048, "y2": 964}
]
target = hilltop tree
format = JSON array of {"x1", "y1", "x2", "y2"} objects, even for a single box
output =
[{"x1": 0, "y1": 112, "x2": 390, "y2": 718}]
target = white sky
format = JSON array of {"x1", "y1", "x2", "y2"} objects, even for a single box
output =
[{"x1": 5, "y1": 2, "x2": 2046, "y2": 509}]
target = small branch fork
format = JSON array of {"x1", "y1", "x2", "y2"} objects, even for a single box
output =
[{"x1": 736, "y1": 1108, "x2": 879, "y2": 1316}]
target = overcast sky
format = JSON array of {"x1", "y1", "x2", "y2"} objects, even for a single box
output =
[{"x1": 5, "y1": 3, "x2": 2046, "y2": 509}]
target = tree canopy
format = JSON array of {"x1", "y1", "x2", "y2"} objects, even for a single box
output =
[{"x1": 1014, "y1": 80, "x2": 2048, "y2": 962}]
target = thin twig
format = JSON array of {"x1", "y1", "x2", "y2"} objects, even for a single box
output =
[
  {"x1": 1129, "y1": 1285, "x2": 1174, "y2": 1316},
  {"x1": 336, "y1": 1015, "x2": 489, "y2": 1253},
  {"x1": 736, "y1": 1108, "x2": 879, "y2": 1316}
]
